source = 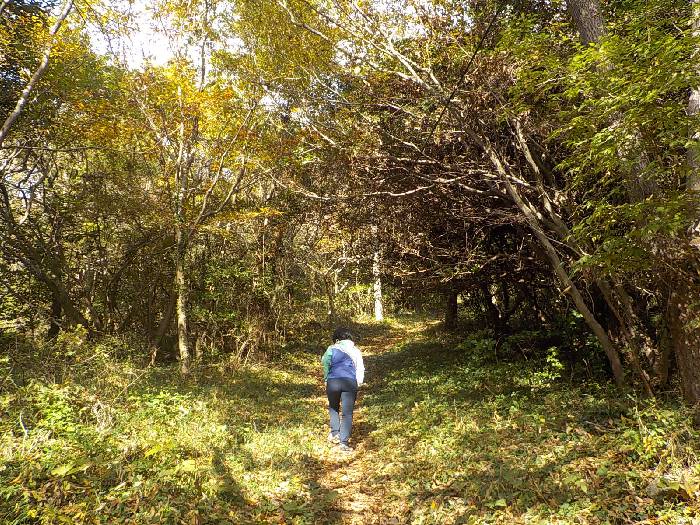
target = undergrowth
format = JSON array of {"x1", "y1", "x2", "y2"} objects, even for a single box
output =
[
  {"x1": 358, "y1": 331, "x2": 700, "y2": 524},
  {"x1": 1, "y1": 317, "x2": 699, "y2": 524}
]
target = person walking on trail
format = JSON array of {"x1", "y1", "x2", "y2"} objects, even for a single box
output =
[{"x1": 321, "y1": 327, "x2": 365, "y2": 452}]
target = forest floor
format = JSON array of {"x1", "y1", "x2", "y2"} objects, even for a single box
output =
[{"x1": 2, "y1": 316, "x2": 700, "y2": 524}]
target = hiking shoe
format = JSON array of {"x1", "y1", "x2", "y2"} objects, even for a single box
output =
[
  {"x1": 338, "y1": 443, "x2": 353, "y2": 453},
  {"x1": 327, "y1": 432, "x2": 340, "y2": 444}
]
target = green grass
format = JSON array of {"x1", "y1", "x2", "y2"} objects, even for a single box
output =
[
  {"x1": 358, "y1": 330, "x2": 700, "y2": 524},
  {"x1": 0, "y1": 339, "x2": 335, "y2": 524},
  {"x1": 1, "y1": 318, "x2": 699, "y2": 524}
]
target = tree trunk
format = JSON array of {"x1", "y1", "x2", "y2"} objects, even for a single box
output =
[
  {"x1": 667, "y1": 282, "x2": 700, "y2": 403},
  {"x1": 566, "y1": 0, "x2": 606, "y2": 45},
  {"x1": 567, "y1": 0, "x2": 653, "y2": 202},
  {"x1": 173, "y1": 111, "x2": 191, "y2": 376},
  {"x1": 477, "y1": 136, "x2": 627, "y2": 387},
  {"x1": 195, "y1": 333, "x2": 204, "y2": 361},
  {"x1": 45, "y1": 279, "x2": 90, "y2": 331},
  {"x1": 656, "y1": 316, "x2": 673, "y2": 387},
  {"x1": 47, "y1": 292, "x2": 62, "y2": 339},
  {"x1": 609, "y1": 282, "x2": 663, "y2": 383},
  {"x1": 689, "y1": 0, "x2": 700, "y2": 247},
  {"x1": 175, "y1": 225, "x2": 191, "y2": 375},
  {"x1": 596, "y1": 280, "x2": 654, "y2": 396},
  {"x1": 533, "y1": 223, "x2": 625, "y2": 387},
  {"x1": 444, "y1": 291, "x2": 458, "y2": 330},
  {"x1": 371, "y1": 224, "x2": 384, "y2": 321},
  {"x1": 151, "y1": 287, "x2": 176, "y2": 346},
  {"x1": 480, "y1": 283, "x2": 502, "y2": 333},
  {"x1": 325, "y1": 276, "x2": 337, "y2": 320},
  {"x1": 0, "y1": 0, "x2": 73, "y2": 147}
]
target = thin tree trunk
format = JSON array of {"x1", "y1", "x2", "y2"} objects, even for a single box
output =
[
  {"x1": 656, "y1": 320, "x2": 673, "y2": 388},
  {"x1": 0, "y1": 0, "x2": 73, "y2": 147},
  {"x1": 195, "y1": 333, "x2": 204, "y2": 361},
  {"x1": 371, "y1": 224, "x2": 384, "y2": 321},
  {"x1": 478, "y1": 135, "x2": 626, "y2": 386},
  {"x1": 444, "y1": 291, "x2": 458, "y2": 330},
  {"x1": 325, "y1": 276, "x2": 337, "y2": 320},
  {"x1": 151, "y1": 287, "x2": 176, "y2": 346},
  {"x1": 609, "y1": 282, "x2": 662, "y2": 382},
  {"x1": 174, "y1": 113, "x2": 191, "y2": 375},
  {"x1": 41, "y1": 275, "x2": 90, "y2": 331},
  {"x1": 47, "y1": 292, "x2": 62, "y2": 339},
  {"x1": 175, "y1": 225, "x2": 190, "y2": 375},
  {"x1": 481, "y1": 283, "x2": 502, "y2": 333},
  {"x1": 689, "y1": 0, "x2": 700, "y2": 247},
  {"x1": 596, "y1": 280, "x2": 654, "y2": 396}
]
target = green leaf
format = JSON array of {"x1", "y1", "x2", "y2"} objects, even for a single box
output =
[
  {"x1": 178, "y1": 459, "x2": 197, "y2": 472},
  {"x1": 487, "y1": 498, "x2": 507, "y2": 508},
  {"x1": 144, "y1": 444, "x2": 163, "y2": 457},
  {"x1": 51, "y1": 463, "x2": 75, "y2": 476}
]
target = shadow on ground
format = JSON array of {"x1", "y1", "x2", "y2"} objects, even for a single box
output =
[
  {"x1": 3, "y1": 317, "x2": 697, "y2": 524},
  {"x1": 349, "y1": 326, "x2": 694, "y2": 524}
]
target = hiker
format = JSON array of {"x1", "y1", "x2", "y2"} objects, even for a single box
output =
[{"x1": 321, "y1": 327, "x2": 365, "y2": 452}]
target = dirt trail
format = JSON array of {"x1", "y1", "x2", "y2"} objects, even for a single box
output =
[{"x1": 312, "y1": 325, "x2": 415, "y2": 524}]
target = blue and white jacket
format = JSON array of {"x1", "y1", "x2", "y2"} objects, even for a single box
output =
[{"x1": 321, "y1": 339, "x2": 365, "y2": 386}]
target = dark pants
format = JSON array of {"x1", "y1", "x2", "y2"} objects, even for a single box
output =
[{"x1": 326, "y1": 377, "x2": 358, "y2": 445}]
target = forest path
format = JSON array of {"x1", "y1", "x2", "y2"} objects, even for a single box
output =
[{"x1": 313, "y1": 319, "x2": 435, "y2": 524}]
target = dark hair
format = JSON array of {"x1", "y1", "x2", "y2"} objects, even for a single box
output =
[{"x1": 332, "y1": 327, "x2": 354, "y2": 342}]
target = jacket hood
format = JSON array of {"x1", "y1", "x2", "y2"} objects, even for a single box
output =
[{"x1": 335, "y1": 339, "x2": 355, "y2": 352}]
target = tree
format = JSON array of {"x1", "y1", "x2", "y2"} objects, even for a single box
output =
[
  {"x1": 251, "y1": 0, "x2": 698, "y2": 393},
  {"x1": 0, "y1": 3, "x2": 117, "y2": 336},
  {"x1": 566, "y1": 0, "x2": 606, "y2": 45},
  {"x1": 0, "y1": 0, "x2": 73, "y2": 146},
  {"x1": 690, "y1": 0, "x2": 700, "y2": 243},
  {"x1": 371, "y1": 224, "x2": 384, "y2": 321}
]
